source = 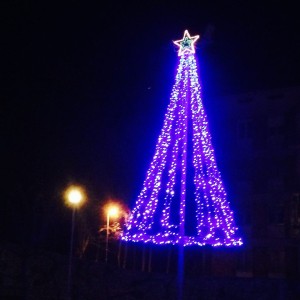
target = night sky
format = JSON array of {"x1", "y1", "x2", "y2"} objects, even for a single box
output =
[{"x1": 2, "y1": 1, "x2": 299, "y2": 251}]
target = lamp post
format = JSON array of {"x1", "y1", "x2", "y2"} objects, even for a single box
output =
[
  {"x1": 65, "y1": 186, "x2": 85, "y2": 300},
  {"x1": 105, "y1": 205, "x2": 119, "y2": 263}
]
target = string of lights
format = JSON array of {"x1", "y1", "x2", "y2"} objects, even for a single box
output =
[{"x1": 122, "y1": 31, "x2": 242, "y2": 247}]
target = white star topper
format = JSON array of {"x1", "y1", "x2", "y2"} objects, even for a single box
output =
[{"x1": 173, "y1": 30, "x2": 200, "y2": 56}]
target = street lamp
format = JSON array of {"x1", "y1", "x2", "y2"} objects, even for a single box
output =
[
  {"x1": 105, "y1": 205, "x2": 119, "y2": 263},
  {"x1": 64, "y1": 186, "x2": 85, "y2": 300}
]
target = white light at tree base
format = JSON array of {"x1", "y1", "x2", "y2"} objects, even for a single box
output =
[{"x1": 122, "y1": 30, "x2": 243, "y2": 247}]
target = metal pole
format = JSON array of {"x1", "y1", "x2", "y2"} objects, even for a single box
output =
[
  {"x1": 117, "y1": 239, "x2": 122, "y2": 267},
  {"x1": 67, "y1": 207, "x2": 76, "y2": 300},
  {"x1": 105, "y1": 213, "x2": 109, "y2": 263}
]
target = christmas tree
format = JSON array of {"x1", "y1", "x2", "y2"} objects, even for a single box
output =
[{"x1": 122, "y1": 30, "x2": 242, "y2": 247}]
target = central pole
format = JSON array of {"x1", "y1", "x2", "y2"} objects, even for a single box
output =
[{"x1": 178, "y1": 59, "x2": 189, "y2": 300}]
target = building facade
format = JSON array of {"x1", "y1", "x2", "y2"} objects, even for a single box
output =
[{"x1": 206, "y1": 85, "x2": 300, "y2": 278}]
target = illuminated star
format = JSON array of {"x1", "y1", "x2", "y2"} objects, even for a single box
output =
[{"x1": 173, "y1": 30, "x2": 200, "y2": 56}]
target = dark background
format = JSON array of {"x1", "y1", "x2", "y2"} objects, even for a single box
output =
[{"x1": 1, "y1": 1, "x2": 299, "y2": 252}]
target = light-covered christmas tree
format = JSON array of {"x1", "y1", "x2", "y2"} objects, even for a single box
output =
[{"x1": 122, "y1": 30, "x2": 242, "y2": 247}]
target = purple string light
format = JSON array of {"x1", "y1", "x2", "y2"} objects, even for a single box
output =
[{"x1": 122, "y1": 34, "x2": 242, "y2": 247}]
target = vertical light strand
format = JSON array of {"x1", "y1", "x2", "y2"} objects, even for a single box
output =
[{"x1": 160, "y1": 57, "x2": 186, "y2": 231}]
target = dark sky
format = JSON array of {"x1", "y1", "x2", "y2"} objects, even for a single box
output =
[{"x1": 2, "y1": 1, "x2": 299, "y2": 250}]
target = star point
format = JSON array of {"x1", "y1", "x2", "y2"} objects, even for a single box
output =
[{"x1": 173, "y1": 30, "x2": 200, "y2": 56}]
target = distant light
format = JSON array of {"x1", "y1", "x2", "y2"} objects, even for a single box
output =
[
  {"x1": 68, "y1": 190, "x2": 82, "y2": 204},
  {"x1": 65, "y1": 186, "x2": 85, "y2": 207},
  {"x1": 107, "y1": 206, "x2": 119, "y2": 218}
]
